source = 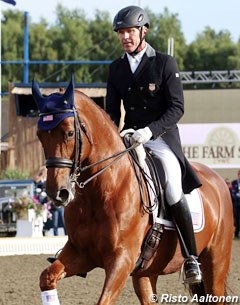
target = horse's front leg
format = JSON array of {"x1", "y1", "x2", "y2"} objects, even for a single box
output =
[
  {"x1": 40, "y1": 259, "x2": 65, "y2": 305},
  {"x1": 40, "y1": 241, "x2": 94, "y2": 305},
  {"x1": 96, "y1": 249, "x2": 136, "y2": 305},
  {"x1": 132, "y1": 275, "x2": 158, "y2": 305}
]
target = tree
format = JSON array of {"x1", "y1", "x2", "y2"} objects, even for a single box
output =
[
  {"x1": 46, "y1": 4, "x2": 93, "y2": 82},
  {"x1": 29, "y1": 20, "x2": 58, "y2": 82},
  {"x1": 227, "y1": 41, "x2": 240, "y2": 69},
  {"x1": 1, "y1": 10, "x2": 26, "y2": 89},
  {"x1": 184, "y1": 27, "x2": 238, "y2": 71},
  {"x1": 87, "y1": 10, "x2": 121, "y2": 82},
  {"x1": 146, "y1": 7, "x2": 187, "y2": 70}
]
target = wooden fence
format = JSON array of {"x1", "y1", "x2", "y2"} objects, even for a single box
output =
[{"x1": 6, "y1": 83, "x2": 44, "y2": 177}]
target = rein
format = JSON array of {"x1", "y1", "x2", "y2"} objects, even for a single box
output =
[{"x1": 71, "y1": 142, "x2": 140, "y2": 189}]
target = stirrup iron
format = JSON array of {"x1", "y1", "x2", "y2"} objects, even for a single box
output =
[{"x1": 181, "y1": 255, "x2": 202, "y2": 285}]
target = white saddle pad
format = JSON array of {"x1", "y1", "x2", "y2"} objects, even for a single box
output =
[
  {"x1": 156, "y1": 189, "x2": 205, "y2": 233},
  {"x1": 130, "y1": 144, "x2": 205, "y2": 233}
]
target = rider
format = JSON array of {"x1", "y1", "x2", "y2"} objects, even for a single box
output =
[{"x1": 106, "y1": 5, "x2": 202, "y2": 285}]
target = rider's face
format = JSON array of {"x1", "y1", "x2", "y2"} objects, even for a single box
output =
[{"x1": 117, "y1": 27, "x2": 142, "y2": 53}]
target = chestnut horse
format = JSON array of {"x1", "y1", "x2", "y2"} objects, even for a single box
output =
[{"x1": 32, "y1": 79, "x2": 233, "y2": 305}]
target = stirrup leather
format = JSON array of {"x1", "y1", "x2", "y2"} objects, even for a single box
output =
[{"x1": 181, "y1": 255, "x2": 202, "y2": 285}]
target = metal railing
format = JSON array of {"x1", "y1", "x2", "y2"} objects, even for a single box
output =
[
  {"x1": 180, "y1": 70, "x2": 240, "y2": 84},
  {"x1": 1, "y1": 58, "x2": 240, "y2": 85}
]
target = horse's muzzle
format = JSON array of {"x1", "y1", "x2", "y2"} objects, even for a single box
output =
[{"x1": 49, "y1": 187, "x2": 74, "y2": 207}]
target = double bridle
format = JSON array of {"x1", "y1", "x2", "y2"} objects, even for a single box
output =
[
  {"x1": 40, "y1": 107, "x2": 90, "y2": 176},
  {"x1": 40, "y1": 106, "x2": 138, "y2": 189}
]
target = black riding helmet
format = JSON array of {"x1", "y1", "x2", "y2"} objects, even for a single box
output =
[{"x1": 113, "y1": 6, "x2": 150, "y2": 32}]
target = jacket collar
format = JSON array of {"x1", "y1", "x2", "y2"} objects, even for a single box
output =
[
  {"x1": 120, "y1": 43, "x2": 156, "y2": 80},
  {"x1": 121, "y1": 43, "x2": 156, "y2": 60},
  {"x1": 133, "y1": 43, "x2": 156, "y2": 79},
  {"x1": 145, "y1": 43, "x2": 156, "y2": 58}
]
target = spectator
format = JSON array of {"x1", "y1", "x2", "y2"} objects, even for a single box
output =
[
  {"x1": 225, "y1": 178, "x2": 234, "y2": 203},
  {"x1": 34, "y1": 165, "x2": 47, "y2": 190},
  {"x1": 51, "y1": 204, "x2": 67, "y2": 236},
  {"x1": 231, "y1": 170, "x2": 240, "y2": 239}
]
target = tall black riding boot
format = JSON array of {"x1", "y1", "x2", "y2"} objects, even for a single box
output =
[{"x1": 170, "y1": 195, "x2": 202, "y2": 285}]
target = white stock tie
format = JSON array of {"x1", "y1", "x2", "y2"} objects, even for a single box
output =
[{"x1": 128, "y1": 56, "x2": 139, "y2": 74}]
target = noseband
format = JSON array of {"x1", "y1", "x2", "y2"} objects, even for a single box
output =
[{"x1": 39, "y1": 107, "x2": 91, "y2": 175}]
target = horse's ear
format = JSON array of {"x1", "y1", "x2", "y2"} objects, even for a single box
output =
[
  {"x1": 63, "y1": 75, "x2": 74, "y2": 106},
  {"x1": 32, "y1": 79, "x2": 44, "y2": 111}
]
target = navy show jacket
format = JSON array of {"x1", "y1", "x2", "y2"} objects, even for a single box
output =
[{"x1": 106, "y1": 44, "x2": 201, "y2": 193}]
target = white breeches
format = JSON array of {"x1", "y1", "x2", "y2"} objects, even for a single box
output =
[{"x1": 144, "y1": 137, "x2": 183, "y2": 205}]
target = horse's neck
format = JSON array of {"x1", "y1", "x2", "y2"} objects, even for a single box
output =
[
  {"x1": 79, "y1": 101, "x2": 134, "y2": 191},
  {"x1": 75, "y1": 100, "x2": 140, "y2": 218},
  {"x1": 80, "y1": 100, "x2": 124, "y2": 162}
]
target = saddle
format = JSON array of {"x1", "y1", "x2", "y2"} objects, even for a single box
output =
[
  {"x1": 145, "y1": 148, "x2": 167, "y2": 213},
  {"x1": 123, "y1": 136, "x2": 168, "y2": 212}
]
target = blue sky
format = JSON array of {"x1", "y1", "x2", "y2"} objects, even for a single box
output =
[{"x1": 1, "y1": 0, "x2": 239, "y2": 44}]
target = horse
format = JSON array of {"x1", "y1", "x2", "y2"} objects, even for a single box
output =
[{"x1": 32, "y1": 78, "x2": 234, "y2": 305}]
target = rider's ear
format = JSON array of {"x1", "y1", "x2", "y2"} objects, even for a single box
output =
[
  {"x1": 64, "y1": 74, "x2": 75, "y2": 106},
  {"x1": 142, "y1": 26, "x2": 148, "y2": 37},
  {"x1": 32, "y1": 78, "x2": 44, "y2": 110}
]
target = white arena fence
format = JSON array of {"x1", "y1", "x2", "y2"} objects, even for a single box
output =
[{"x1": 0, "y1": 236, "x2": 68, "y2": 256}]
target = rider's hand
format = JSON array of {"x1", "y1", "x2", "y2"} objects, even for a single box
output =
[
  {"x1": 120, "y1": 128, "x2": 135, "y2": 138},
  {"x1": 132, "y1": 127, "x2": 152, "y2": 144}
]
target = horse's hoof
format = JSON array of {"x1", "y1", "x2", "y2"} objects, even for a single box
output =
[{"x1": 47, "y1": 257, "x2": 57, "y2": 264}]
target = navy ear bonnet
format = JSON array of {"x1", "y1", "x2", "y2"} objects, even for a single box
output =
[{"x1": 32, "y1": 77, "x2": 75, "y2": 131}]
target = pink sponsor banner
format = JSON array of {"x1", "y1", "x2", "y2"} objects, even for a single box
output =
[{"x1": 178, "y1": 123, "x2": 240, "y2": 168}]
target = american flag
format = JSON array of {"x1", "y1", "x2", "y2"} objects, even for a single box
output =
[
  {"x1": 43, "y1": 115, "x2": 54, "y2": 122},
  {"x1": 191, "y1": 212, "x2": 200, "y2": 226},
  {"x1": 46, "y1": 295, "x2": 57, "y2": 302},
  {"x1": 1, "y1": 0, "x2": 16, "y2": 5}
]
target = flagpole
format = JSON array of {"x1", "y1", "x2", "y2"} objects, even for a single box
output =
[{"x1": 23, "y1": 11, "x2": 29, "y2": 83}]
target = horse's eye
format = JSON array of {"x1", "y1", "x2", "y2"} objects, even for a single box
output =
[{"x1": 67, "y1": 130, "x2": 74, "y2": 138}]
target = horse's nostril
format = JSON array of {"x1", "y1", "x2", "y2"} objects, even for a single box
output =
[{"x1": 58, "y1": 189, "x2": 69, "y2": 202}]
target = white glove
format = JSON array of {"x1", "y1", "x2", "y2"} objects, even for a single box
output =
[
  {"x1": 119, "y1": 128, "x2": 147, "y2": 168},
  {"x1": 120, "y1": 128, "x2": 135, "y2": 138},
  {"x1": 132, "y1": 127, "x2": 152, "y2": 144}
]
